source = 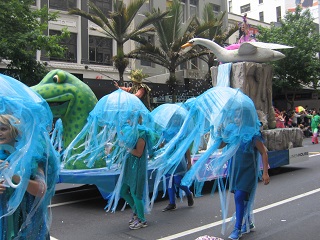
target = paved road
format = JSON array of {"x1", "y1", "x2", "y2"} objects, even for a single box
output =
[{"x1": 50, "y1": 138, "x2": 320, "y2": 240}]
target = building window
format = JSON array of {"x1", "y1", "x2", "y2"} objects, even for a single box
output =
[
  {"x1": 276, "y1": 6, "x2": 281, "y2": 22},
  {"x1": 240, "y1": 4, "x2": 251, "y2": 13},
  {"x1": 228, "y1": 1, "x2": 232, "y2": 12},
  {"x1": 145, "y1": 0, "x2": 153, "y2": 11},
  {"x1": 190, "y1": 0, "x2": 198, "y2": 17},
  {"x1": 90, "y1": 0, "x2": 112, "y2": 17},
  {"x1": 47, "y1": 30, "x2": 77, "y2": 63},
  {"x1": 259, "y1": 11, "x2": 264, "y2": 22},
  {"x1": 180, "y1": 61, "x2": 187, "y2": 70},
  {"x1": 89, "y1": 36, "x2": 113, "y2": 66},
  {"x1": 191, "y1": 58, "x2": 198, "y2": 70},
  {"x1": 140, "y1": 34, "x2": 154, "y2": 67},
  {"x1": 259, "y1": 0, "x2": 263, "y2": 4},
  {"x1": 180, "y1": 0, "x2": 186, "y2": 23},
  {"x1": 49, "y1": 0, "x2": 77, "y2": 11},
  {"x1": 211, "y1": 3, "x2": 221, "y2": 14}
]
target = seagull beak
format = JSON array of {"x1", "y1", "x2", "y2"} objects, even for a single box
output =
[
  {"x1": 181, "y1": 42, "x2": 193, "y2": 49},
  {"x1": 273, "y1": 50, "x2": 286, "y2": 61}
]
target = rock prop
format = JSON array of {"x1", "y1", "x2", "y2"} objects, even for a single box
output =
[{"x1": 211, "y1": 62, "x2": 303, "y2": 150}]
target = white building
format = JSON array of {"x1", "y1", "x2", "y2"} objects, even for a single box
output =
[
  {"x1": 8, "y1": 1, "x2": 319, "y2": 104},
  {"x1": 0, "y1": 0, "x2": 232, "y2": 101},
  {"x1": 228, "y1": 0, "x2": 286, "y2": 24},
  {"x1": 228, "y1": 0, "x2": 319, "y2": 25}
]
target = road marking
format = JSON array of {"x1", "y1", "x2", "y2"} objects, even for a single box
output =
[
  {"x1": 49, "y1": 152, "x2": 319, "y2": 240},
  {"x1": 309, "y1": 152, "x2": 320, "y2": 157},
  {"x1": 157, "y1": 188, "x2": 320, "y2": 240},
  {"x1": 49, "y1": 197, "x2": 100, "y2": 208}
]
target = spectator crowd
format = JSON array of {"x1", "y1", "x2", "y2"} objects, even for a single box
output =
[{"x1": 274, "y1": 105, "x2": 319, "y2": 140}]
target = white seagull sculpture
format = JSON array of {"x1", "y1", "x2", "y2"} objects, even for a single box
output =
[{"x1": 181, "y1": 38, "x2": 293, "y2": 63}]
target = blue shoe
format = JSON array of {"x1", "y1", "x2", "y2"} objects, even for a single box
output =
[
  {"x1": 228, "y1": 228, "x2": 242, "y2": 240},
  {"x1": 241, "y1": 222, "x2": 255, "y2": 234}
]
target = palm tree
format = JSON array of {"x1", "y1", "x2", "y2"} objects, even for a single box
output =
[
  {"x1": 69, "y1": 0, "x2": 168, "y2": 85},
  {"x1": 126, "y1": 0, "x2": 212, "y2": 102},
  {"x1": 194, "y1": 5, "x2": 238, "y2": 83}
]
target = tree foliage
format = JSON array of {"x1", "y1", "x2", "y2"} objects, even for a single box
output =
[
  {"x1": 69, "y1": 0, "x2": 168, "y2": 85},
  {"x1": 0, "y1": 0, "x2": 68, "y2": 85},
  {"x1": 257, "y1": 5, "x2": 320, "y2": 107},
  {"x1": 126, "y1": 0, "x2": 220, "y2": 101}
]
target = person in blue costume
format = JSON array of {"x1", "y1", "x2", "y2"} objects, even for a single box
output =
[
  {"x1": 0, "y1": 74, "x2": 59, "y2": 240},
  {"x1": 0, "y1": 115, "x2": 57, "y2": 240},
  {"x1": 154, "y1": 87, "x2": 269, "y2": 240},
  {"x1": 160, "y1": 112, "x2": 194, "y2": 212},
  {"x1": 118, "y1": 114, "x2": 148, "y2": 230},
  {"x1": 217, "y1": 111, "x2": 270, "y2": 240}
]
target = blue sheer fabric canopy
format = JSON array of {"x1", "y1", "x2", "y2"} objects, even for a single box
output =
[
  {"x1": 180, "y1": 87, "x2": 261, "y2": 186},
  {"x1": 149, "y1": 86, "x2": 261, "y2": 233},
  {"x1": 51, "y1": 118, "x2": 64, "y2": 156},
  {"x1": 62, "y1": 89, "x2": 154, "y2": 168},
  {"x1": 149, "y1": 103, "x2": 194, "y2": 206},
  {"x1": 62, "y1": 89, "x2": 155, "y2": 212},
  {"x1": 0, "y1": 73, "x2": 60, "y2": 239}
]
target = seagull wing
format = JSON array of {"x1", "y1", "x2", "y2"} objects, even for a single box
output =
[
  {"x1": 238, "y1": 42, "x2": 258, "y2": 55},
  {"x1": 249, "y1": 41, "x2": 294, "y2": 49}
]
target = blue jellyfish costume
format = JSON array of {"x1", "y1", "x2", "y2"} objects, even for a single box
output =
[
  {"x1": 149, "y1": 103, "x2": 194, "y2": 207},
  {"x1": 153, "y1": 86, "x2": 263, "y2": 234},
  {"x1": 50, "y1": 118, "x2": 64, "y2": 156},
  {"x1": 0, "y1": 74, "x2": 60, "y2": 239},
  {"x1": 62, "y1": 89, "x2": 156, "y2": 213}
]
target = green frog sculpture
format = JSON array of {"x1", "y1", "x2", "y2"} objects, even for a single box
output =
[{"x1": 32, "y1": 69, "x2": 100, "y2": 169}]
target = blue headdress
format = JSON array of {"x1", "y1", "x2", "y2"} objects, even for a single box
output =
[
  {"x1": 0, "y1": 73, "x2": 60, "y2": 239},
  {"x1": 62, "y1": 89, "x2": 153, "y2": 169},
  {"x1": 149, "y1": 103, "x2": 194, "y2": 206}
]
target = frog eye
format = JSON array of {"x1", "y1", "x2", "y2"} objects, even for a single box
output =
[
  {"x1": 53, "y1": 75, "x2": 61, "y2": 83},
  {"x1": 52, "y1": 74, "x2": 65, "y2": 84}
]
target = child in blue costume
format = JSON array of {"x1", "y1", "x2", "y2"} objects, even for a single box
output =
[
  {"x1": 0, "y1": 73, "x2": 59, "y2": 240},
  {"x1": 120, "y1": 115, "x2": 149, "y2": 230},
  {"x1": 0, "y1": 114, "x2": 59, "y2": 240},
  {"x1": 161, "y1": 113, "x2": 194, "y2": 212},
  {"x1": 225, "y1": 134, "x2": 269, "y2": 240},
  {"x1": 218, "y1": 111, "x2": 270, "y2": 240}
]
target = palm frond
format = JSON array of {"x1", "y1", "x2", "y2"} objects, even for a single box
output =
[
  {"x1": 68, "y1": 7, "x2": 116, "y2": 39},
  {"x1": 127, "y1": 46, "x2": 170, "y2": 68},
  {"x1": 124, "y1": 0, "x2": 146, "y2": 29},
  {"x1": 136, "y1": 9, "x2": 169, "y2": 32}
]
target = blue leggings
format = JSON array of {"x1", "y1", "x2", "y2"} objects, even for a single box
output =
[
  {"x1": 166, "y1": 174, "x2": 192, "y2": 204},
  {"x1": 234, "y1": 190, "x2": 251, "y2": 230}
]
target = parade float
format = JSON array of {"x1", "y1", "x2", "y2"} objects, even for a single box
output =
[
  {"x1": 30, "y1": 61, "x2": 308, "y2": 200},
  {"x1": 28, "y1": 17, "x2": 308, "y2": 199}
]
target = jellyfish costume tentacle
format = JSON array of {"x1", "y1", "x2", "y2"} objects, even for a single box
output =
[
  {"x1": 151, "y1": 86, "x2": 262, "y2": 234},
  {"x1": 62, "y1": 89, "x2": 155, "y2": 213},
  {"x1": 104, "y1": 91, "x2": 155, "y2": 214},
  {"x1": 149, "y1": 103, "x2": 195, "y2": 207},
  {"x1": 0, "y1": 74, "x2": 60, "y2": 239},
  {"x1": 50, "y1": 118, "x2": 64, "y2": 156}
]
